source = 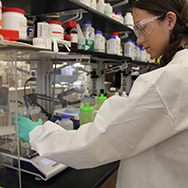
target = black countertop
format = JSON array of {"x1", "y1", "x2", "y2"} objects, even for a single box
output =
[{"x1": 0, "y1": 161, "x2": 119, "y2": 188}]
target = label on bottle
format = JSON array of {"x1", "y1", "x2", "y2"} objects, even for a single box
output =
[{"x1": 71, "y1": 33, "x2": 78, "y2": 43}]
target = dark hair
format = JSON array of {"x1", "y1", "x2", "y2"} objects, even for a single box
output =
[{"x1": 133, "y1": 0, "x2": 188, "y2": 67}]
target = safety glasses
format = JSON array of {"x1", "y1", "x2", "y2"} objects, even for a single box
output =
[{"x1": 133, "y1": 16, "x2": 162, "y2": 41}]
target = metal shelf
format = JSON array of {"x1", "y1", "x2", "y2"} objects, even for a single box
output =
[{"x1": 2, "y1": 0, "x2": 134, "y2": 33}]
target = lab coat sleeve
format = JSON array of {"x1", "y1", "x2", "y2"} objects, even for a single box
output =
[{"x1": 30, "y1": 64, "x2": 184, "y2": 169}]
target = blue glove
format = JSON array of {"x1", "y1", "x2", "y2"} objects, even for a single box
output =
[{"x1": 12, "y1": 114, "x2": 43, "y2": 143}]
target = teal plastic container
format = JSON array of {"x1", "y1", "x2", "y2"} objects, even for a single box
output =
[
  {"x1": 97, "y1": 94, "x2": 107, "y2": 110},
  {"x1": 80, "y1": 103, "x2": 94, "y2": 126}
]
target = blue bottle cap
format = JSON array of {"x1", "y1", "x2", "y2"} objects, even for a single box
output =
[
  {"x1": 132, "y1": 41, "x2": 136, "y2": 44},
  {"x1": 140, "y1": 48, "x2": 145, "y2": 51},
  {"x1": 83, "y1": 21, "x2": 92, "y2": 25},
  {"x1": 109, "y1": 35, "x2": 116, "y2": 39},
  {"x1": 95, "y1": 30, "x2": 102, "y2": 34},
  {"x1": 126, "y1": 39, "x2": 132, "y2": 42},
  {"x1": 136, "y1": 44, "x2": 140, "y2": 47},
  {"x1": 61, "y1": 114, "x2": 70, "y2": 119},
  {"x1": 115, "y1": 12, "x2": 122, "y2": 15}
]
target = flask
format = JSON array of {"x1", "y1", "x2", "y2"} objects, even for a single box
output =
[
  {"x1": 55, "y1": 114, "x2": 74, "y2": 130},
  {"x1": 65, "y1": 21, "x2": 78, "y2": 48},
  {"x1": 107, "y1": 35, "x2": 118, "y2": 55},
  {"x1": 111, "y1": 32, "x2": 121, "y2": 55},
  {"x1": 82, "y1": 21, "x2": 95, "y2": 51},
  {"x1": 124, "y1": 39, "x2": 133, "y2": 58},
  {"x1": 97, "y1": 94, "x2": 107, "y2": 110},
  {"x1": 94, "y1": 29, "x2": 105, "y2": 52},
  {"x1": 80, "y1": 103, "x2": 94, "y2": 126}
]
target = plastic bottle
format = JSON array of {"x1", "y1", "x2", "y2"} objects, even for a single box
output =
[
  {"x1": 33, "y1": 16, "x2": 48, "y2": 38},
  {"x1": 111, "y1": 32, "x2": 121, "y2": 55},
  {"x1": 121, "y1": 91, "x2": 127, "y2": 97},
  {"x1": 135, "y1": 44, "x2": 140, "y2": 61},
  {"x1": 96, "y1": 0, "x2": 104, "y2": 14},
  {"x1": 132, "y1": 41, "x2": 136, "y2": 60},
  {"x1": 124, "y1": 39, "x2": 133, "y2": 58},
  {"x1": 26, "y1": 16, "x2": 34, "y2": 39},
  {"x1": 124, "y1": 12, "x2": 134, "y2": 29},
  {"x1": 90, "y1": 0, "x2": 96, "y2": 9},
  {"x1": 80, "y1": 103, "x2": 94, "y2": 126},
  {"x1": 115, "y1": 12, "x2": 123, "y2": 23},
  {"x1": 114, "y1": 92, "x2": 119, "y2": 96},
  {"x1": 65, "y1": 21, "x2": 78, "y2": 48},
  {"x1": 2, "y1": 7, "x2": 27, "y2": 39},
  {"x1": 106, "y1": 3, "x2": 113, "y2": 17},
  {"x1": 97, "y1": 94, "x2": 107, "y2": 110},
  {"x1": 107, "y1": 35, "x2": 118, "y2": 55},
  {"x1": 48, "y1": 20, "x2": 64, "y2": 40},
  {"x1": 140, "y1": 47, "x2": 146, "y2": 62},
  {"x1": 79, "y1": 0, "x2": 90, "y2": 6},
  {"x1": 56, "y1": 114, "x2": 74, "y2": 130},
  {"x1": 82, "y1": 21, "x2": 95, "y2": 51},
  {"x1": 94, "y1": 29, "x2": 105, "y2": 52}
]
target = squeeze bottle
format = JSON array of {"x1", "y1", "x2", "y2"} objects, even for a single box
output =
[
  {"x1": 80, "y1": 103, "x2": 94, "y2": 126},
  {"x1": 97, "y1": 94, "x2": 107, "y2": 110}
]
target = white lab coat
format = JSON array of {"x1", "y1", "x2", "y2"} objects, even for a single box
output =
[{"x1": 30, "y1": 49, "x2": 188, "y2": 188}]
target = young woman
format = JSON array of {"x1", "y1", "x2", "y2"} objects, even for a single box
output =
[{"x1": 13, "y1": 0, "x2": 188, "y2": 187}]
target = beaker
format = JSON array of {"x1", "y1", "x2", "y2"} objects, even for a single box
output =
[{"x1": 17, "y1": 106, "x2": 41, "y2": 156}]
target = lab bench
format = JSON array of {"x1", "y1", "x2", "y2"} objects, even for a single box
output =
[{"x1": 0, "y1": 161, "x2": 119, "y2": 188}]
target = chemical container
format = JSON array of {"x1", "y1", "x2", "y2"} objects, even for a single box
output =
[
  {"x1": 65, "y1": 21, "x2": 78, "y2": 48},
  {"x1": 96, "y1": 0, "x2": 104, "y2": 14},
  {"x1": 107, "y1": 35, "x2": 118, "y2": 55},
  {"x1": 111, "y1": 32, "x2": 121, "y2": 55},
  {"x1": 94, "y1": 29, "x2": 105, "y2": 52},
  {"x1": 97, "y1": 94, "x2": 107, "y2": 110},
  {"x1": 124, "y1": 39, "x2": 133, "y2": 58},
  {"x1": 48, "y1": 20, "x2": 64, "y2": 40},
  {"x1": 55, "y1": 114, "x2": 74, "y2": 130},
  {"x1": 80, "y1": 103, "x2": 94, "y2": 126},
  {"x1": 2, "y1": 7, "x2": 27, "y2": 39},
  {"x1": 82, "y1": 21, "x2": 95, "y2": 51}
]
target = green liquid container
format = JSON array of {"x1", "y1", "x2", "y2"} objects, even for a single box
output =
[
  {"x1": 97, "y1": 94, "x2": 107, "y2": 110},
  {"x1": 80, "y1": 103, "x2": 94, "y2": 126}
]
